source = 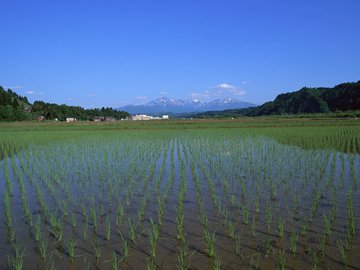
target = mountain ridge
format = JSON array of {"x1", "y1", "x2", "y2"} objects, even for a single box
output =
[{"x1": 118, "y1": 97, "x2": 256, "y2": 115}]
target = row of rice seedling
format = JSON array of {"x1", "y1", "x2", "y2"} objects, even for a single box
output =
[{"x1": 0, "y1": 124, "x2": 359, "y2": 269}]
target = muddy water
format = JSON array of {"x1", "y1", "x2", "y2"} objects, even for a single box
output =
[{"x1": 0, "y1": 135, "x2": 359, "y2": 270}]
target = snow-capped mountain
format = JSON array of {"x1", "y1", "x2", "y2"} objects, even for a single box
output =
[{"x1": 118, "y1": 97, "x2": 255, "y2": 115}]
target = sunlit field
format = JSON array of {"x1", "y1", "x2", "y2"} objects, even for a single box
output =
[{"x1": 0, "y1": 118, "x2": 359, "y2": 270}]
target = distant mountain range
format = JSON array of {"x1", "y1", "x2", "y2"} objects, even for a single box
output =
[
  {"x1": 191, "y1": 81, "x2": 360, "y2": 118},
  {"x1": 118, "y1": 97, "x2": 256, "y2": 115}
]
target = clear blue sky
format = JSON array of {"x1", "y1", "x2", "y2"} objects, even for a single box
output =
[{"x1": 1, "y1": 0, "x2": 359, "y2": 108}]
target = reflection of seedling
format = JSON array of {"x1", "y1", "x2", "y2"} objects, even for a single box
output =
[
  {"x1": 235, "y1": 233, "x2": 241, "y2": 256},
  {"x1": 228, "y1": 220, "x2": 235, "y2": 239},
  {"x1": 106, "y1": 216, "x2": 111, "y2": 241},
  {"x1": 251, "y1": 217, "x2": 257, "y2": 238},
  {"x1": 322, "y1": 214, "x2": 332, "y2": 236},
  {"x1": 99, "y1": 203, "x2": 104, "y2": 217},
  {"x1": 242, "y1": 207, "x2": 249, "y2": 225},
  {"x1": 319, "y1": 234, "x2": 326, "y2": 256},
  {"x1": 265, "y1": 204, "x2": 272, "y2": 227},
  {"x1": 82, "y1": 218, "x2": 88, "y2": 240},
  {"x1": 347, "y1": 193, "x2": 355, "y2": 243},
  {"x1": 71, "y1": 213, "x2": 77, "y2": 228},
  {"x1": 300, "y1": 219, "x2": 307, "y2": 236}
]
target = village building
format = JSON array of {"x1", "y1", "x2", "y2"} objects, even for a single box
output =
[{"x1": 66, "y1": 117, "x2": 76, "y2": 123}]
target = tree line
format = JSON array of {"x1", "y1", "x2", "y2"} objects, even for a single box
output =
[{"x1": 0, "y1": 85, "x2": 130, "y2": 121}]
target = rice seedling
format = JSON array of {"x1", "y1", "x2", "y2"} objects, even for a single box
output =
[
  {"x1": 92, "y1": 240, "x2": 101, "y2": 261},
  {"x1": 105, "y1": 215, "x2": 111, "y2": 241},
  {"x1": 278, "y1": 249, "x2": 286, "y2": 270},
  {"x1": 123, "y1": 240, "x2": 129, "y2": 261},
  {"x1": 147, "y1": 258, "x2": 156, "y2": 270},
  {"x1": 228, "y1": 220, "x2": 235, "y2": 239},
  {"x1": 242, "y1": 206, "x2": 249, "y2": 225},
  {"x1": 90, "y1": 206, "x2": 97, "y2": 231},
  {"x1": 277, "y1": 218, "x2": 284, "y2": 239},
  {"x1": 34, "y1": 215, "x2": 42, "y2": 241},
  {"x1": 319, "y1": 234, "x2": 326, "y2": 256},
  {"x1": 263, "y1": 235, "x2": 273, "y2": 257},
  {"x1": 312, "y1": 250, "x2": 319, "y2": 270},
  {"x1": 149, "y1": 219, "x2": 159, "y2": 259},
  {"x1": 251, "y1": 217, "x2": 257, "y2": 238},
  {"x1": 0, "y1": 120, "x2": 359, "y2": 269},
  {"x1": 322, "y1": 213, "x2": 332, "y2": 236},
  {"x1": 66, "y1": 239, "x2": 76, "y2": 259},
  {"x1": 112, "y1": 251, "x2": 120, "y2": 270},
  {"x1": 300, "y1": 219, "x2": 307, "y2": 236},
  {"x1": 8, "y1": 244, "x2": 25, "y2": 270},
  {"x1": 71, "y1": 212, "x2": 77, "y2": 228},
  {"x1": 249, "y1": 253, "x2": 260, "y2": 269},
  {"x1": 37, "y1": 238, "x2": 48, "y2": 260},
  {"x1": 337, "y1": 239, "x2": 348, "y2": 267},
  {"x1": 290, "y1": 231, "x2": 298, "y2": 255},
  {"x1": 128, "y1": 218, "x2": 136, "y2": 242},
  {"x1": 7, "y1": 228, "x2": 16, "y2": 243},
  {"x1": 203, "y1": 230, "x2": 216, "y2": 257},
  {"x1": 82, "y1": 218, "x2": 88, "y2": 240},
  {"x1": 213, "y1": 256, "x2": 221, "y2": 270}
]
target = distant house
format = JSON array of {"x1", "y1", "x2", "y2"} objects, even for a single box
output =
[
  {"x1": 94, "y1": 116, "x2": 105, "y2": 122},
  {"x1": 162, "y1": 115, "x2": 169, "y2": 120},
  {"x1": 94, "y1": 116, "x2": 116, "y2": 122},
  {"x1": 66, "y1": 117, "x2": 76, "y2": 123},
  {"x1": 105, "y1": 116, "x2": 116, "y2": 122},
  {"x1": 24, "y1": 107, "x2": 32, "y2": 113}
]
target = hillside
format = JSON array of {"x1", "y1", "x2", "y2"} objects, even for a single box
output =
[
  {"x1": 249, "y1": 81, "x2": 360, "y2": 116},
  {"x1": 0, "y1": 86, "x2": 32, "y2": 121},
  {"x1": 0, "y1": 85, "x2": 130, "y2": 121},
  {"x1": 192, "y1": 81, "x2": 360, "y2": 118}
]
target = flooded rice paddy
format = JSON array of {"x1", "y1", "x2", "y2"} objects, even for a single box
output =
[{"x1": 0, "y1": 129, "x2": 359, "y2": 269}]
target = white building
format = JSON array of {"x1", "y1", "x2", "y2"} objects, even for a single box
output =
[
  {"x1": 66, "y1": 117, "x2": 76, "y2": 123},
  {"x1": 132, "y1": 114, "x2": 162, "y2": 120},
  {"x1": 162, "y1": 115, "x2": 169, "y2": 120}
]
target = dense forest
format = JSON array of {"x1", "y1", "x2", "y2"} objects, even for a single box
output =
[
  {"x1": 193, "y1": 81, "x2": 360, "y2": 118},
  {"x1": 248, "y1": 81, "x2": 360, "y2": 116},
  {"x1": 0, "y1": 86, "x2": 130, "y2": 121}
]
